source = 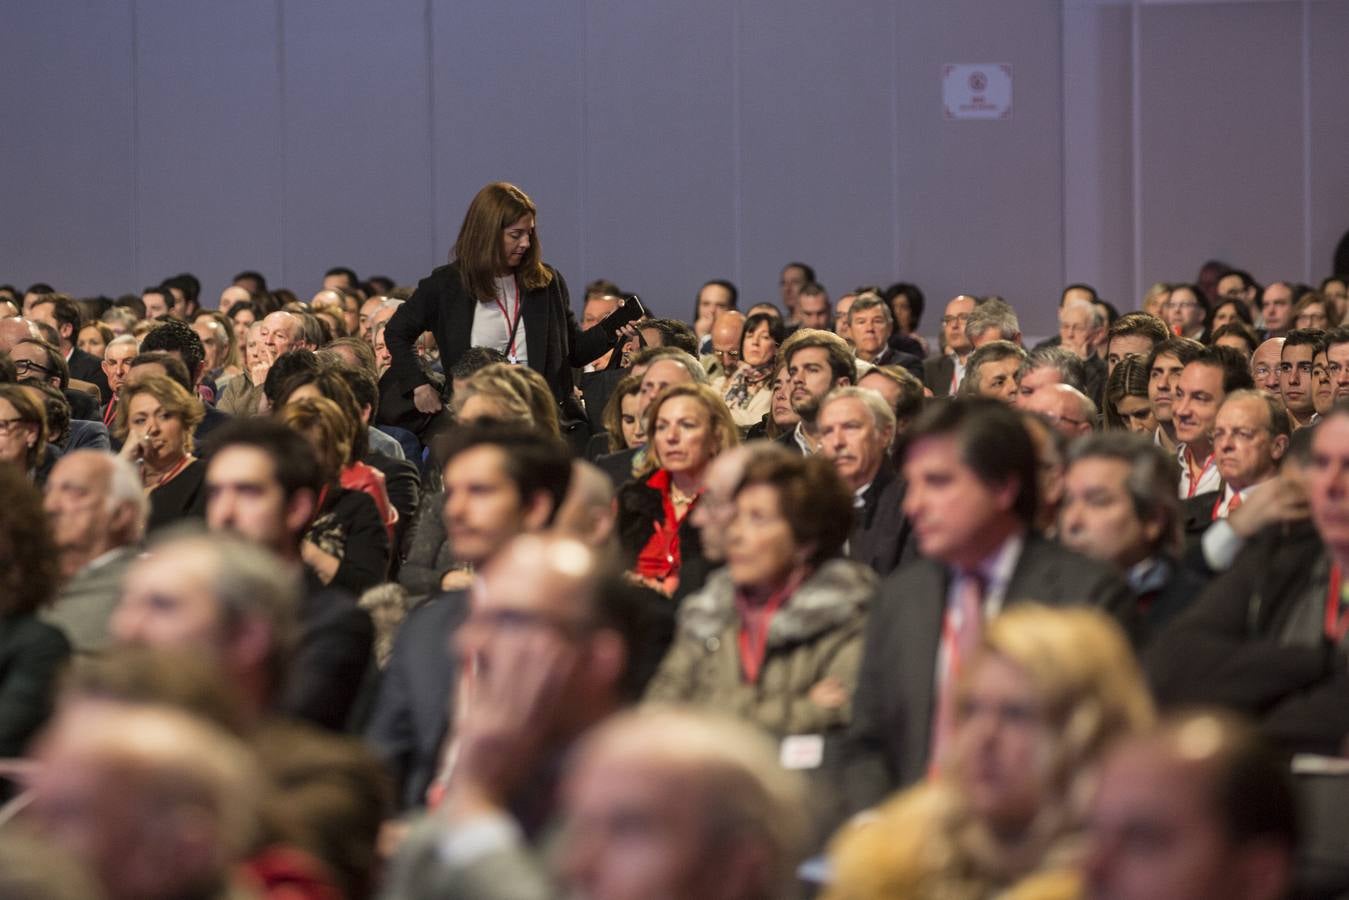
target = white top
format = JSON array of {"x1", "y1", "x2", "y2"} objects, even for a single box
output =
[
  {"x1": 469, "y1": 276, "x2": 529, "y2": 366},
  {"x1": 1176, "y1": 443, "x2": 1222, "y2": 499}
]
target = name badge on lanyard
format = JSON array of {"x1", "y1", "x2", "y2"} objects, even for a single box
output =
[{"x1": 494, "y1": 277, "x2": 524, "y2": 365}]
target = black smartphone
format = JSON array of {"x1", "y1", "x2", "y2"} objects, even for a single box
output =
[{"x1": 604, "y1": 292, "x2": 649, "y2": 330}]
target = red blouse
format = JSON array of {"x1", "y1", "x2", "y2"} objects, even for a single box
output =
[{"x1": 635, "y1": 469, "x2": 698, "y2": 588}]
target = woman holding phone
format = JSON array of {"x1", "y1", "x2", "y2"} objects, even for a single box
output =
[{"x1": 384, "y1": 182, "x2": 635, "y2": 415}]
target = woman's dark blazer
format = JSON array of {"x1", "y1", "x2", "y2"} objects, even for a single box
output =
[{"x1": 384, "y1": 262, "x2": 620, "y2": 404}]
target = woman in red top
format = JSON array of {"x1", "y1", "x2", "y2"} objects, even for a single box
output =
[{"x1": 618, "y1": 384, "x2": 739, "y2": 596}]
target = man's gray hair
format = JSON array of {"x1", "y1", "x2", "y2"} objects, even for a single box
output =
[
  {"x1": 1017, "y1": 345, "x2": 1087, "y2": 392},
  {"x1": 104, "y1": 453, "x2": 149, "y2": 542},
  {"x1": 1062, "y1": 297, "x2": 1105, "y2": 329},
  {"x1": 1067, "y1": 431, "x2": 1182, "y2": 555},
  {"x1": 642, "y1": 347, "x2": 709, "y2": 384},
  {"x1": 105, "y1": 333, "x2": 139, "y2": 355},
  {"x1": 847, "y1": 292, "x2": 893, "y2": 328},
  {"x1": 964, "y1": 299, "x2": 1020, "y2": 344},
  {"x1": 820, "y1": 385, "x2": 897, "y2": 434},
  {"x1": 959, "y1": 340, "x2": 1027, "y2": 397}
]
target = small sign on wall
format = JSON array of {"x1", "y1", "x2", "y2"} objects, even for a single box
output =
[{"x1": 942, "y1": 64, "x2": 1012, "y2": 120}]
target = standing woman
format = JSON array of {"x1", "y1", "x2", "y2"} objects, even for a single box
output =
[
  {"x1": 114, "y1": 374, "x2": 207, "y2": 532},
  {"x1": 619, "y1": 384, "x2": 740, "y2": 596},
  {"x1": 385, "y1": 182, "x2": 629, "y2": 416}
]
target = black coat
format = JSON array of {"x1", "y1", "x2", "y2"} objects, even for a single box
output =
[
  {"x1": 365, "y1": 590, "x2": 469, "y2": 808},
  {"x1": 0, "y1": 613, "x2": 70, "y2": 757},
  {"x1": 68, "y1": 346, "x2": 110, "y2": 400},
  {"x1": 848, "y1": 465, "x2": 915, "y2": 578},
  {"x1": 384, "y1": 262, "x2": 619, "y2": 405},
  {"x1": 279, "y1": 572, "x2": 375, "y2": 733},
  {"x1": 1146, "y1": 521, "x2": 1349, "y2": 756}
]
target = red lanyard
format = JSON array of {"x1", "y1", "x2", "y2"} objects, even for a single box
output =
[
  {"x1": 103, "y1": 396, "x2": 117, "y2": 426},
  {"x1": 146, "y1": 455, "x2": 192, "y2": 491},
  {"x1": 736, "y1": 569, "x2": 807, "y2": 684},
  {"x1": 1324, "y1": 564, "x2": 1347, "y2": 643},
  {"x1": 493, "y1": 277, "x2": 523, "y2": 363},
  {"x1": 1184, "y1": 449, "x2": 1214, "y2": 498}
]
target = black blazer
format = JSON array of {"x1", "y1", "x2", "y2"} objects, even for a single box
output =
[
  {"x1": 844, "y1": 532, "x2": 1136, "y2": 810},
  {"x1": 385, "y1": 262, "x2": 618, "y2": 404},
  {"x1": 848, "y1": 465, "x2": 915, "y2": 578},
  {"x1": 922, "y1": 355, "x2": 956, "y2": 398},
  {"x1": 279, "y1": 573, "x2": 375, "y2": 733},
  {"x1": 0, "y1": 613, "x2": 70, "y2": 757},
  {"x1": 365, "y1": 590, "x2": 469, "y2": 809},
  {"x1": 1146, "y1": 521, "x2": 1349, "y2": 756},
  {"x1": 68, "y1": 346, "x2": 110, "y2": 400}
]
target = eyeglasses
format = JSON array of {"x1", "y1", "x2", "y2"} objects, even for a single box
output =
[
  {"x1": 0, "y1": 417, "x2": 29, "y2": 435},
  {"x1": 464, "y1": 607, "x2": 594, "y2": 639},
  {"x1": 712, "y1": 349, "x2": 741, "y2": 360},
  {"x1": 941, "y1": 314, "x2": 972, "y2": 326},
  {"x1": 1252, "y1": 365, "x2": 1276, "y2": 379},
  {"x1": 13, "y1": 359, "x2": 51, "y2": 376}
]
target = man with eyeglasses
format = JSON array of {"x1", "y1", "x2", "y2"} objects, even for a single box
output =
[
  {"x1": 1147, "y1": 404, "x2": 1349, "y2": 758},
  {"x1": 1250, "y1": 337, "x2": 1285, "y2": 401},
  {"x1": 705, "y1": 309, "x2": 745, "y2": 381},
  {"x1": 1021, "y1": 381, "x2": 1097, "y2": 438},
  {"x1": 369, "y1": 423, "x2": 575, "y2": 809},
  {"x1": 922, "y1": 294, "x2": 978, "y2": 398},
  {"x1": 1180, "y1": 390, "x2": 1291, "y2": 577},
  {"x1": 1278, "y1": 329, "x2": 1324, "y2": 430}
]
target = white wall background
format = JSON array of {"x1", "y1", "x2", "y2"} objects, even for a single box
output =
[{"x1": 2, "y1": 0, "x2": 1346, "y2": 338}]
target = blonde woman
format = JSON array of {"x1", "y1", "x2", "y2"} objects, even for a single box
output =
[
  {"x1": 617, "y1": 383, "x2": 739, "y2": 596},
  {"x1": 827, "y1": 605, "x2": 1153, "y2": 900},
  {"x1": 114, "y1": 373, "x2": 206, "y2": 532}
]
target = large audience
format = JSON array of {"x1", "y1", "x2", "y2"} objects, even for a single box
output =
[{"x1": 1, "y1": 180, "x2": 1348, "y2": 899}]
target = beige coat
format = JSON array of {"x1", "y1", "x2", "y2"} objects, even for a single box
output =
[{"x1": 645, "y1": 559, "x2": 876, "y2": 736}]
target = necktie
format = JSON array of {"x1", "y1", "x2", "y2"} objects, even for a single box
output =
[
  {"x1": 928, "y1": 570, "x2": 985, "y2": 778},
  {"x1": 1227, "y1": 492, "x2": 1243, "y2": 514}
]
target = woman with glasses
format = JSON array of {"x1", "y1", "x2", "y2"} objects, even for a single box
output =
[
  {"x1": 0, "y1": 383, "x2": 49, "y2": 481},
  {"x1": 114, "y1": 373, "x2": 206, "y2": 532},
  {"x1": 714, "y1": 311, "x2": 785, "y2": 429}
]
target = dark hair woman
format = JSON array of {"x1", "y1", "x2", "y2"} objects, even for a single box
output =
[{"x1": 383, "y1": 182, "x2": 631, "y2": 420}]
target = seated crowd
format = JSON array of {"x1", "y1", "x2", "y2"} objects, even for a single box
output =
[{"x1": 2, "y1": 230, "x2": 1349, "y2": 900}]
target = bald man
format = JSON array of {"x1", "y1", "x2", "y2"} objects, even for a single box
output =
[{"x1": 707, "y1": 310, "x2": 747, "y2": 381}]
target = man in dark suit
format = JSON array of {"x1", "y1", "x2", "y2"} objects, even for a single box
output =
[
  {"x1": 29, "y1": 292, "x2": 110, "y2": 400},
  {"x1": 1147, "y1": 406, "x2": 1349, "y2": 757},
  {"x1": 818, "y1": 386, "x2": 913, "y2": 577},
  {"x1": 922, "y1": 294, "x2": 978, "y2": 397},
  {"x1": 366, "y1": 424, "x2": 574, "y2": 808},
  {"x1": 846, "y1": 398, "x2": 1134, "y2": 810},
  {"x1": 1059, "y1": 432, "x2": 1210, "y2": 646},
  {"x1": 201, "y1": 419, "x2": 373, "y2": 732}
]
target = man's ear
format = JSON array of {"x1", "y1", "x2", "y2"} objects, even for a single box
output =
[
  {"x1": 991, "y1": 475, "x2": 1021, "y2": 514},
  {"x1": 285, "y1": 488, "x2": 318, "y2": 536},
  {"x1": 1270, "y1": 433, "x2": 1289, "y2": 462},
  {"x1": 522, "y1": 492, "x2": 556, "y2": 533}
]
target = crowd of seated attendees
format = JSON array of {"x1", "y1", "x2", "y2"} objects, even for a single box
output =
[{"x1": 0, "y1": 185, "x2": 1347, "y2": 898}]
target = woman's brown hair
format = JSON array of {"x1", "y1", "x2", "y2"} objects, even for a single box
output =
[
  {"x1": 637, "y1": 383, "x2": 740, "y2": 477},
  {"x1": 114, "y1": 373, "x2": 205, "y2": 456},
  {"x1": 0, "y1": 383, "x2": 49, "y2": 469},
  {"x1": 452, "y1": 182, "x2": 553, "y2": 301},
  {"x1": 736, "y1": 450, "x2": 853, "y2": 567}
]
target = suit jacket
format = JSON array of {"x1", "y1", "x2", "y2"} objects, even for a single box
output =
[
  {"x1": 922, "y1": 355, "x2": 956, "y2": 398},
  {"x1": 364, "y1": 449, "x2": 421, "y2": 557},
  {"x1": 0, "y1": 613, "x2": 71, "y2": 757},
  {"x1": 68, "y1": 346, "x2": 110, "y2": 400},
  {"x1": 1145, "y1": 520, "x2": 1349, "y2": 755},
  {"x1": 365, "y1": 591, "x2": 469, "y2": 809},
  {"x1": 385, "y1": 262, "x2": 618, "y2": 405},
  {"x1": 278, "y1": 573, "x2": 375, "y2": 733},
  {"x1": 42, "y1": 546, "x2": 137, "y2": 654},
  {"x1": 848, "y1": 465, "x2": 914, "y2": 578},
  {"x1": 845, "y1": 531, "x2": 1135, "y2": 810},
  {"x1": 67, "y1": 419, "x2": 110, "y2": 452},
  {"x1": 594, "y1": 445, "x2": 642, "y2": 488}
]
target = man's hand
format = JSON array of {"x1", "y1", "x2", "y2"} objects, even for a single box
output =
[
  {"x1": 443, "y1": 630, "x2": 579, "y2": 819},
  {"x1": 413, "y1": 383, "x2": 444, "y2": 414},
  {"x1": 1228, "y1": 475, "x2": 1310, "y2": 539}
]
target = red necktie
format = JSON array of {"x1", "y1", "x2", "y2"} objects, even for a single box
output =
[
  {"x1": 929, "y1": 571, "x2": 985, "y2": 778},
  {"x1": 1227, "y1": 492, "x2": 1242, "y2": 514}
]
